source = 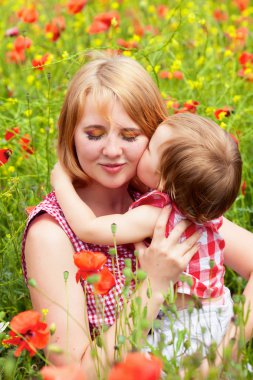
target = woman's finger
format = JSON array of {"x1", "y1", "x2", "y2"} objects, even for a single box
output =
[
  {"x1": 178, "y1": 230, "x2": 201, "y2": 256},
  {"x1": 167, "y1": 219, "x2": 191, "y2": 243},
  {"x1": 182, "y1": 242, "x2": 200, "y2": 267},
  {"x1": 152, "y1": 205, "x2": 172, "y2": 241}
]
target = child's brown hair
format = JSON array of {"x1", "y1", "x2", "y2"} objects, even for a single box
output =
[{"x1": 159, "y1": 113, "x2": 242, "y2": 223}]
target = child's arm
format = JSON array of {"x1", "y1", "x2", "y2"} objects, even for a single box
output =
[{"x1": 51, "y1": 162, "x2": 161, "y2": 245}]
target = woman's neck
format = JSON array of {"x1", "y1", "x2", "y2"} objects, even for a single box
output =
[{"x1": 76, "y1": 182, "x2": 133, "y2": 217}]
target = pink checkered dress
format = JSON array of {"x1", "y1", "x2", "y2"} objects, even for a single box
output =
[
  {"x1": 22, "y1": 190, "x2": 140, "y2": 334},
  {"x1": 130, "y1": 190, "x2": 225, "y2": 298}
]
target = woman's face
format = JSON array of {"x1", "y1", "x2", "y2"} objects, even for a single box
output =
[{"x1": 74, "y1": 94, "x2": 149, "y2": 189}]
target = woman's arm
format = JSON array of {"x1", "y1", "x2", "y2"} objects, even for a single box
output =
[
  {"x1": 25, "y1": 207, "x2": 200, "y2": 380},
  {"x1": 213, "y1": 217, "x2": 253, "y2": 364},
  {"x1": 51, "y1": 162, "x2": 161, "y2": 244}
]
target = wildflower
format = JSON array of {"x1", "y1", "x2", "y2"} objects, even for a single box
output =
[
  {"x1": 117, "y1": 39, "x2": 138, "y2": 49},
  {"x1": 5, "y1": 126, "x2": 19, "y2": 141},
  {"x1": 17, "y1": 6, "x2": 38, "y2": 23},
  {"x1": 45, "y1": 16, "x2": 66, "y2": 41},
  {"x1": 32, "y1": 53, "x2": 50, "y2": 70},
  {"x1": 173, "y1": 71, "x2": 184, "y2": 80},
  {"x1": 0, "y1": 149, "x2": 12, "y2": 166},
  {"x1": 2, "y1": 310, "x2": 49, "y2": 357},
  {"x1": 214, "y1": 106, "x2": 234, "y2": 120},
  {"x1": 88, "y1": 11, "x2": 120, "y2": 34},
  {"x1": 40, "y1": 364, "x2": 86, "y2": 380},
  {"x1": 93, "y1": 266, "x2": 116, "y2": 295},
  {"x1": 5, "y1": 27, "x2": 19, "y2": 37},
  {"x1": 213, "y1": 9, "x2": 228, "y2": 22},
  {"x1": 67, "y1": 0, "x2": 87, "y2": 15},
  {"x1": 74, "y1": 250, "x2": 107, "y2": 282},
  {"x1": 159, "y1": 70, "x2": 173, "y2": 79},
  {"x1": 157, "y1": 5, "x2": 169, "y2": 18},
  {"x1": 175, "y1": 100, "x2": 199, "y2": 114},
  {"x1": 74, "y1": 250, "x2": 115, "y2": 295},
  {"x1": 241, "y1": 180, "x2": 246, "y2": 196},
  {"x1": 108, "y1": 352, "x2": 163, "y2": 380},
  {"x1": 25, "y1": 206, "x2": 36, "y2": 215},
  {"x1": 233, "y1": 0, "x2": 249, "y2": 12},
  {"x1": 19, "y1": 134, "x2": 34, "y2": 155},
  {"x1": 14, "y1": 36, "x2": 32, "y2": 52}
]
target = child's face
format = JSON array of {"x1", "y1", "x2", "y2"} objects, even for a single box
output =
[{"x1": 137, "y1": 124, "x2": 174, "y2": 189}]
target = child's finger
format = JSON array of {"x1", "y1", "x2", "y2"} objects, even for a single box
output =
[{"x1": 152, "y1": 205, "x2": 172, "y2": 241}]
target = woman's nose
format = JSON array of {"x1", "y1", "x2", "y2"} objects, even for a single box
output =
[{"x1": 102, "y1": 135, "x2": 123, "y2": 157}]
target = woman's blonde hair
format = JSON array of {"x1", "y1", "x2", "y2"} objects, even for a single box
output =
[
  {"x1": 159, "y1": 113, "x2": 242, "y2": 223},
  {"x1": 58, "y1": 51, "x2": 168, "y2": 184}
]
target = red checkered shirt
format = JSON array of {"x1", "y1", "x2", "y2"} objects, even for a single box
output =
[
  {"x1": 22, "y1": 190, "x2": 140, "y2": 334},
  {"x1": 130, "y1": 190, "x2": 225, "y2": 298}
]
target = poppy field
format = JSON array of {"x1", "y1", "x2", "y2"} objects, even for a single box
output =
[{"x1": 1, "y1": 0, "x2": 253, "y2": 379}]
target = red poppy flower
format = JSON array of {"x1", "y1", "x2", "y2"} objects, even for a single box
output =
[
  {"x1": 2, "y1": 310, "x2": 49, "y2": 357},
  {"x1": 159, "y1": 71, "x2": 173, "y2": 79},
  {"x1": 17, "y1": 6, "x2": 38, "y2": 23},
  {"x1": 25, "y1": 206, "x2": 36, "y2": 215},
  {"x1": 74, "y1": 250, "x2": 107, "y2": 282},
  {"x1": 213, "y1": 9, "x2": 228, "y2": 22},
  {"x1": 108, "y1": 352, "x2": 163, "y2": 380},
  {"x1": 117, "y1": 39, "x2": 138, "y2": 50},
  {"x1": 241, "y1": 180, "x2": 246, "y2": 196},
  {"x1": 32, "y1": 53, "x2": 50, "y2": 70},
  {"x1": 173, "y1": 71, "x2": 184, "y2": 80},
  {"x1": 233, "y1": 0, "x2": 249, "y2": 12},
  {"x1": 14, "y1": 36, "x2": 32, "y2": 52},
  {"x1": 67, "y1": 0, "x2": 87, "y2": 15},
  {"x1": 6, "y1": 49, "x2": 25, "y2": 64},
  {"x1": 88, "y1": 11, "x2": 120, "y2": 34},
  {"x1": 239, "y1": 52, "x2": 253, "y2": 65},
  {"x1": 214, "y1": 106, "x2": 234, "y2": 120},
  {"x1": 157, "y1": 5, "x2": 169, "y2": 18},
  {"x1": 5, "y1": 127, "x2": 20, "y2": 141},
  {"x1": 19, "y1": 134, "x2": 34, "y2": 155},
  {"x1": 45, "y1": 16, "x2": 66, "y2": 41},
  {"x1": 174, "y1": 100, "x2": 199, "y2": 114},
  {"x1": 0, "y1": 149, "x2": 12, "y2": 166},
  {"x1": 5, "y1": 27, "x2": 19, "y2": 37},
  {"x1": 40, "y1": 364, "x2": 86, "y2": 380},
  {"x1": 93, "y1": 266, "x2": 116, "y2": 295}
]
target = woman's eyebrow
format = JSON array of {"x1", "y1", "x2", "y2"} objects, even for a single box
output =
[{"x1": 82, "y1": 124, "x2": 105, "y2": 130}]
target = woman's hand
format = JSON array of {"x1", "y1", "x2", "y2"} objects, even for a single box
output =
[
  {"x1": 135, "y1": 205, "x2": 201, "y2": 294},
  {"x1": 51, "y1": 161, "x2": 72, "y2": 189}
]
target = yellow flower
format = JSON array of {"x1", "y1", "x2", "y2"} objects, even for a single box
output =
[
  {"x1": 8, "y1": 166, "x2": 15, "y2": 173},
  {"x1": 112, "y1": 2, "x2": 119, "y2": 9},
  {"x1": 217, "y1": 112, "x2": 227, "y2": 121},
  {"x1": 220, "y1": 122, "x2": 227, "y2": 129},
  {"x1": 148, "y1": 5, "x2": 155, "y2": 13},
  {"x1": 24, "y1": 109, "x2": 32, "y2": 117},
  {"x1": 26, "y1": 75, "x2": 35, "y2": 85},
  {"x1": 62, "y1": 51, "x2": 69, "y2": 60},
  {"x1": 224, "y1": 50, "x2": 232, "y2": 58},
  {"x1": 233, "y1": 95, "x2": 241, "y2": 103},
  {"x1": 123, "y1": 51, "x2": 132, "y2": 57}
]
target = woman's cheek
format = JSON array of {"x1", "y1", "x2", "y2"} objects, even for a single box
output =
[{"x1": 127, "y1": 138, "x2": 149, "y2": 162}]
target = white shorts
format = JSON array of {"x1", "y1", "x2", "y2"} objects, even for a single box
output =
[{"x1": 144, "y1": 287, "x2": 234, "y2": 362}]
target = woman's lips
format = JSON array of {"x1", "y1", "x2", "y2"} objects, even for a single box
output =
[{"x1": 99, "y1": 163, "x2": 125, "y2": 174}]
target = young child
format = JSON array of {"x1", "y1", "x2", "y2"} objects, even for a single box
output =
[{"x1": 51, "y1": 112, "x2": 242, "y2": 360}]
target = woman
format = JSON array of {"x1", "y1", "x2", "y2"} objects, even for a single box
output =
[{"x1": 22, "y1": 53, "x2": 253, "y2": 377}]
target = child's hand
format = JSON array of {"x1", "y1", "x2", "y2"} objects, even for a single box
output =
[{"x1": 51, "y1": 162, "x2": 72, "y2": 189}]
